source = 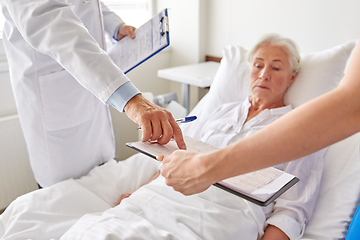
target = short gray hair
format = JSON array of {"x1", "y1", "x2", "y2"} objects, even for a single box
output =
[{"x1": 246, "y1": 33, "x2": 301, "y2": 74}]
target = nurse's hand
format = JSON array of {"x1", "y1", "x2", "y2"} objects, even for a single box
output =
[
  {"x1": 158, "y1": 150, "x2": 214, "y2": 195},
  {"x1": 124, "y1": 94, "x2": 186, "y2": 150},
  {"x1": 117, "y1": 24, "x2": 136, "y2": 40}
]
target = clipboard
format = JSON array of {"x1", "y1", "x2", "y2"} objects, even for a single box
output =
[
  {"x1": 126, "y1": 136, "x2": 299, "y2": 206},
  {"x1": 213, "y1": 176, "x2": 299, "y2": 207},
  {"x1": 126, "y1": 141, "x2": 163, "y2": 160},
  {"x1": 107, "y1": 9, "x2": 170, "y2": 74}
]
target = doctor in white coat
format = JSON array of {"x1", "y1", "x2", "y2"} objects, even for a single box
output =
[{"x1": 1, "y1": 0, "x2": 186, "y2": 187}]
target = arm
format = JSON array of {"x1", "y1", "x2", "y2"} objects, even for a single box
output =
[
  {"x1": 2, "y1": 0, "x2": 185, "y2": 147},
  {"x1": 160, "y1": 41, "x2": 360, "y2": 195},
  {"x1": 100, "y1": 3, "x2": 184, "y2": 147},
  {"x1": 2, "y1": 0, "x2": 128, "y2": 103}
]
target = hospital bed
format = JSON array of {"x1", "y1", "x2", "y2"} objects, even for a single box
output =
[{"x1": 1, "y1": 40, "x2": 359, "y2": 240}]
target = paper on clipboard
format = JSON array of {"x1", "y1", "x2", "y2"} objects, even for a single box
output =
[
  {"x1": 127, "y1": 136, "x2": 218, "y2": 159},
  {"x1": 107, "y1": 9, "x2": 170, "y2": 74},
  {"x1": 218, "y1": 167, "x2": 298, "y2": 206}
]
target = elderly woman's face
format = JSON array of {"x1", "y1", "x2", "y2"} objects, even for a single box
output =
[{"x1": 249, "y1": 43, "x2": 296, "y2": 106}]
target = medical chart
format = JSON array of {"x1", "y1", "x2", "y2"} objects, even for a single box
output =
[
  {"x1": 107, "y1": 9, "x2": 169, "y2": 74},
  {"x1": 219, "y1": 168, "x2": 296, "y2": 202},
  {"x1": 127, "y1": 135, "x2": 298, "y2": 206}
]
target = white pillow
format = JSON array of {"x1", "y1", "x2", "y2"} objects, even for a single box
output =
[
  {"x1": 182, "y1": 40, "x2": 359, "y2": 239},
  {"x1": 206, "y1": 40, "x2": 356, "y2": 110},
  {"x1": 285, "y1": 42, "x2": 356, "y2": 107}
]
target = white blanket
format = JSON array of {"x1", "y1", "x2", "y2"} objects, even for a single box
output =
[{"x1": 0, "y1": 154, "x2": 265, "y2": 240}]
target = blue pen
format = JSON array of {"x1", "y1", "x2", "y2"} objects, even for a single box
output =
[
  {"x1": 176, "y1": 116, "x2": 197, "y2": 123},
  {"x1": 137, "y1": 116, "x2": 197, "y2": 130}
]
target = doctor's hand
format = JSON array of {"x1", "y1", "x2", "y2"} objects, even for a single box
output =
[
  {"x1": 117, "y1": 24, "x2": 136, "y2": 40},
  {"x1": 158, "y1": 150, "x2": 215, "y2": 195},
  {"x1": 124, "y1": 94, "x2": 186, "y2": 150}
]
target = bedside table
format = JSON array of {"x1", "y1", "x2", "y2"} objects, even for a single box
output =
[{"x1": 157, "y1": 61, "x2": 220, "y2": 113}]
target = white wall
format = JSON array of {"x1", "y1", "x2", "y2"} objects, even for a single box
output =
[
  {"x1": 206, "y1": 0, "x2": 360, "y2": 57},
  {"x1": 156, "y1": 0, "x2": 209, "y2": 110},
  {"x1": 155, "y1": 0, "x2": 360, "y2": 112}
]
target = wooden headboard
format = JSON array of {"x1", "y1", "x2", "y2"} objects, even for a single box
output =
[{"x1": 205, "y1": 55, "x2": 222, "y2": 63}]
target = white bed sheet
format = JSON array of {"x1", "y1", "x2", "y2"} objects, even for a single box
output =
[
  {"x1": 0, "y1": 155, "x2": 160, "y2": 239},
  {"x1": 0, "y1": 154, "x2": 266, "y2": 240},
  {"x1": 61, "y1": 172, "x2": 264, "y2": 240}
]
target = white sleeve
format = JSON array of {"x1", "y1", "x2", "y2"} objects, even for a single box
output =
[
  {"x1": 2, "y1": 0, "x2": 129, "y2": 103},
  {"x1": 265, "y1": 148, "x2": 327, "y2": 240},
  {"x1": 100, "y1": 1, "x2": 125, "y2": 37}
]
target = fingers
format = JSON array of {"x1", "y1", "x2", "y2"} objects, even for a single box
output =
[
  {"x1": 142, "y1": 116, "x2": 185, "y2": 148},
  {"x1": 118, "y1": 24, "x2": 136, "y2": 40},
  {"x1": 116, "y1": 193, "x2": 132, "y2": 206},
  {"x1": 170, "y1": 119, "x2": 186, "y2": 150},
  {"x1": 130, "y1": 26, "x2": 136, "y2": 39},
  {"x1": 139, "y1": 111, "x2": 171, "y2": 143},
  {"x1": 151, "y1": 119, "x2": 165, "y2": 142},
  {"x1": 157, "y1": 120, "x2": 173, "y2": 145},
  {"x1": 159, "y1": 151, "x2": 211, "y2": 196},
  {"x1": 156, "y1": 155, "x2": 164, "y2": 161},
  {"x1": 124, "y1": 94, "x2": 185, "y2": 146},
  {"x1": 126, "y1": 26, "x2": 136, "y2": 39},
  {"x1": 157, "y1": 154, "x2": 171, "y2": 164},
  {"x1": 139, "y1": 110, "x2": 182, "y2": 145},
  {"x1": 140, "y1": 120, "x2": 152, "y2": 142},
  {"x1": 142, "y1": 108, "x2": 186, "y2": 148}
]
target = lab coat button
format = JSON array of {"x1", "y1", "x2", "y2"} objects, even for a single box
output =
[{"x1": 102, "y1": 91, "x2": 110, "y2": 99}]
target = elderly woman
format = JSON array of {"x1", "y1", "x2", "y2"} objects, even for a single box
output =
[
  {"x1": 190, "y1": 33, "x2": 299, "y2": 147},
  {"x1": 0, "y1": 34, "x2": 325, "y2": 240},
  {"x1": 167, "y1": 34, "x2": 325, "y2": 240}
]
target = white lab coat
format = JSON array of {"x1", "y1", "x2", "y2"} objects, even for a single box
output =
[{"x1": 1, "y1": 0, "x2": 130, "y2": 187}]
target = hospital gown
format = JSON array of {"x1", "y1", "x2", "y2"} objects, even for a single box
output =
[{"x1": 60, "y1": 98, "x2": 326, "y2": 240}]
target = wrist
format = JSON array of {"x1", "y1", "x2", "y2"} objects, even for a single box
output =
[
  {"x1": 117, "y1": 24, "x2": 127, "y2": 40},
  {"x1": 124, "y1": 93, "x2": 142, "y2": 113},
  {"x1": 197, "y1": 151, "x2": 226, "y2": 185},
  {"x1": 200, "y1": 143, "x2": 244, "y2": 184},
  {"x1": 117, "y1": 25, "x2": 123, "y2": 40}
]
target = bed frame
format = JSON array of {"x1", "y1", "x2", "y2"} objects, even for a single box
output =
[{"x1": 205, "y1": 55, "x2": 222, "y2": 63}]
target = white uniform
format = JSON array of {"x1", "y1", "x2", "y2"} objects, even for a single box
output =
[{"x1": 1, "y1": 0, "x2": 131, "y2": 187}]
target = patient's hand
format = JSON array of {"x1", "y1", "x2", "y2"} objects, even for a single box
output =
[
  {"x1": 116, "y1": 192, "x2": 132, "y2": 205},
  {"x1": 115, "y1": 171, "x2": 161, "y2": 206},
  {"x1": 261, "y1": 225, "x2": 289, "y2": 240}
]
